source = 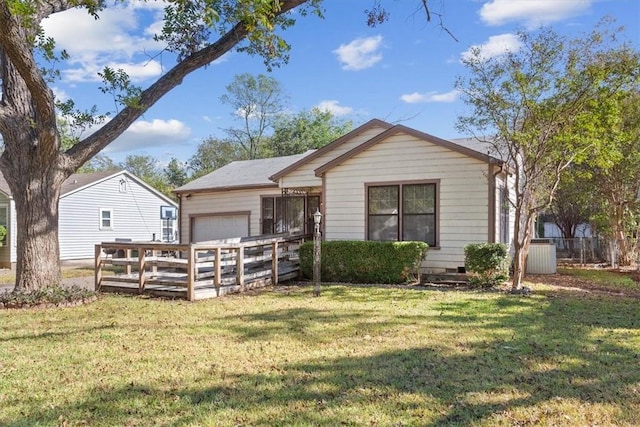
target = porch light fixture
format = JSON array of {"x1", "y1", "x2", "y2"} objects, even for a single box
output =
[{"x1": 313, "y1": 208, "x2": 322, "y2": 229}]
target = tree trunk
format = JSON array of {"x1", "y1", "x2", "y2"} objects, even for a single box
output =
[
  {"x1": 511, "y1": 208, "x2": 536, "y2": 291},
  {"x1": 0, "y1": 149, "x2": 66, "y2": 292},
  {"x1": 12, "y1": 184, "x2": 62, "y2": 291}
]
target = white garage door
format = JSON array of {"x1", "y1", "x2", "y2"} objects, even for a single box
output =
[{"x1": 192, "y1": 214, "x2": 249, "y2": 242}]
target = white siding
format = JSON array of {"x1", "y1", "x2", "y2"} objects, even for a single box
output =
[
  {"x1": 323, "y1": 133, "x2": 491, "y2": 272},
  {"x1": 59, "y1": 174, "x2": 176, "y2": 260},
  {"x1": 279, "y1": 126, "x2": 388, "y2": 188},
  {"x1": 179, "y1": 188, "x2": 282, "y2": 243}
]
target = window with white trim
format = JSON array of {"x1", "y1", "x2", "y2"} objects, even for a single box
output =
[
  {"x1": 162, "y1": 219, "x2": 176, "y2": 241},
  {"x1": 367, "y1": 182, "x2": 437, "y2": 246},
  {"x1": 100, "y1": 209, "x2": 113, "y2": 230}
]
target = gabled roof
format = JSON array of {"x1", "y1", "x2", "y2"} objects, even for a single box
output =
[
  {"x1": 174, "y1": 151, "x2": 313, "y2": 194},
  {"x1": 0, "y1": 169, "x2": 177, "y2": 207},
  {"x1": 268, "y1": 119, "x2": 392, "y2": 181},
  {"x1": 314, "y1": 124, "x2": 502, "y2": 177},
  {"x1": 60, "y1": 171, "x2": 121, "y2": 197},
  {"x1": 0, "y1": 170, "x2": 115, "y2": 198}
]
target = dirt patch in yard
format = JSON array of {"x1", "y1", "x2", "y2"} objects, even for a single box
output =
[{"x1": 526, "y1": 270, "x2": 640, "y2": 298}]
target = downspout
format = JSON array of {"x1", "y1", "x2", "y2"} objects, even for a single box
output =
[
  {"x1": 488, "y1": 159, "x2": 506, "y2": 244},
  {"x1": 176, "y1": 193, "x2": 183, "y2": 244}
]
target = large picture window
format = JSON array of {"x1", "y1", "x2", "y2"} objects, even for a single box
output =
[
  {"x1": 367, "y1": 182, "x2": 437, "y2": 246},
  {"x1": 261, "y1": 195, "x2": 320, "y2": 235}
]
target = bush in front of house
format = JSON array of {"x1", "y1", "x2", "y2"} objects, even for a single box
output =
[
  {"x1": 299, "y1": 240, "x2": 428, "y2": 284},
  {"x1": 0, "y1": 225, "x2": 6, "y2": 246},
  {"x1": 464, "y1": 243, "x2": 510, "y2": 288}
]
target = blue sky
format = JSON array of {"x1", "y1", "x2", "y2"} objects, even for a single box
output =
[{"x1": 41, "y1": 0, "x2": 640, "y2": 164}]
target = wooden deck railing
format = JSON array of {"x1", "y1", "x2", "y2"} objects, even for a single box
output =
[{"x1": 95, "y1": 234, "x2": 310, "y2": 300}]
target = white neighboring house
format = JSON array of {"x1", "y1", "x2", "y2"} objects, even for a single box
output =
[
  {"x1": 175, "y1": 119, "x2": 516, "y2": 274},
  {"x1": 0, "y1": 170, "x2": 178, "y2": 268},
  {"x1": 543, "y1": 222, "x2": 592, "y2": 238}
]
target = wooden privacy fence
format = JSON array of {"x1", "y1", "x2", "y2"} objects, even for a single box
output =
[{"x1": 95, "y1": 234, "x2": 309, "y2": 301}]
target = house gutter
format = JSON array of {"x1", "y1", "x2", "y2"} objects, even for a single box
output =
[{"x1": 488, "y1": 159, "x2": 506, "y2": 244}]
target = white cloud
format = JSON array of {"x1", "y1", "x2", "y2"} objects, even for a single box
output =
[
  {"x1": 479, "y1": 0, "x2": 593, "y2": 27},
  {"x1": 333, "y1": 36, "x2": 383, "y2": 71},
  {"x1": 42, "y1": 3, "x2": 166, "y2": 82},
  {"x1": 461, "y1": 33, "x2": 522, "y2": 62},
  {"x1": 102, "y1": 119, "x2": 191, "y2": 153},
  {"x1": 52, "y1": 87, "x2": 70, "y2": 102},
  {"x1": 315, "y1": 100, "x2": 354, "y2": 116},
  {"x1": 400, "y1": 90, "x2": 459, "y2": 104}
]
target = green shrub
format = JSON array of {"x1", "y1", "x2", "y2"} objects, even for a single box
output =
[
  {"x1": 464, "y1": 243, "x2": 510, "y2": 288},
  {"x1": 0, "y1": 225, "x2": 6, "y2": 245},
  {"x1": 299, "y1": 240, "x2": 428, "y2": 284}
]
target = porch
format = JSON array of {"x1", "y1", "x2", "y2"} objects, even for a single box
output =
[{"x1": 94, "y1": 234, "x2": 309, "y2": 301}]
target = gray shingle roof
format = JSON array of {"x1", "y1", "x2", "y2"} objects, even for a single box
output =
[
  {"x1": 450, "y1": 137, "x2": 503, "y2": 160},
  {"x1": 0, "y1": 170, "x2": 119, "y2": 197},
  {"x1": 175, "y1": 151, "x2": 314, "y2": 193}
]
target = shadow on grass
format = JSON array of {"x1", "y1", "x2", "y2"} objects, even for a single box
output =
[
  {"x1": 4, "y1": 292, "x2": 639, "y2": 426},
  {"x1": 0, "y1": 324, "x2": 116, "y2": 343}
]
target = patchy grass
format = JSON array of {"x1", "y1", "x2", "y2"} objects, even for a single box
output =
[
  {"x1": 0, "y1": 265, "x2": 118, "y2": 285},
  {"x1": 1, "y1": 283, "x2": 639, "y2": 426},
  {"x1": 528, "y1": 268, "x2": 640, "y2": 298},
  {"x1": 0, "y1": 286, "x2": 97, "y2": 309}
]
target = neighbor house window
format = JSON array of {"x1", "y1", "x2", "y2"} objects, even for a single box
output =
[
  {"x1": 261, "y1": 195, "x2": 320, "y2": 235},
  {"x1": 100, "y1": 209, "x2": 113, "y2": 230},
  {"x1": 367, "y1": 182, "x2": 437, "y2": 246},
  {"x1": 499, "y1": 186, "x2": 510, "y2": 244},
  {"x1": 162, "y1": 219, "x2": 176, "y2": 242}
]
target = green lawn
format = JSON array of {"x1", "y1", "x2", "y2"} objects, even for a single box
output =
[{"x1": 1, "y1": 282, "x2": 639, "y2": 426}]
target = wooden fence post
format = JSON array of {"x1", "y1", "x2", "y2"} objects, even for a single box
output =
[
  {"x1": 138, "y1": 247, "x2": 146, "y2": 292},
  {"x1": 214, "y1": 247, "x2": 221, "y2": 295},
  {"x1": 236, "y1": 246, "x2": 245, "y2": 288},
  {"x1": 187, "y1": 246, "x2": 195, "y2": 301},
  {"x1": 271, "y1": 241, "x2": 279, "y2": 286},
  {"x1": 94, "y1": 244, "x2": 102, "y2": 291}
]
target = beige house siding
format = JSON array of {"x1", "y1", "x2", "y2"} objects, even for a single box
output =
[
  {"x1": 279, "y1": 126, "x2": 388, "y2": 189},
  {"x1": 179, "y1": 187, "x2": 282, "y2": 243},
  {"x1": 322, "y1": 133, "x2": 490, "y2": 272}
]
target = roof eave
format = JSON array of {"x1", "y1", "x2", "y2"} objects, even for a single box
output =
[
  {"x1": 269, "y1": 119, "x2": 393, "y2": 181},
  {"x1": 174, "y1": 183, "x2": 278, "y2": 195}
]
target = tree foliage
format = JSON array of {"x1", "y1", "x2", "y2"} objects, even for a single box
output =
[
  {"x1": 0, "y1": 0, "x2": 320, "y2": 291},
  {"x1": 266, "y1": 108, "x2": 353, "y2": 156},
  {"x1": 585, "y1": 91, "x2": 640, "y2": 265},
  {"x1": 188, "y1": 136, "x2": 244, "y2": 179},
  {"x1": 456, "y1": 20, "x2": 640, "y2": 289},
  {"x1": 220, "y1": 73, "x2": 288, "y2": 159}
]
